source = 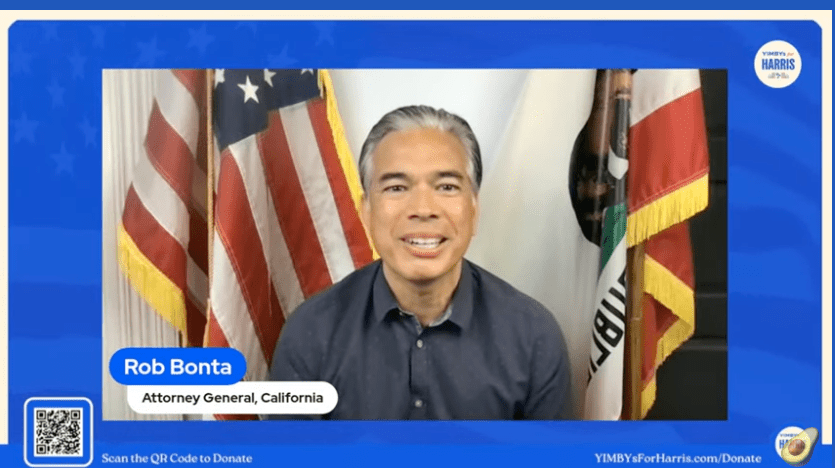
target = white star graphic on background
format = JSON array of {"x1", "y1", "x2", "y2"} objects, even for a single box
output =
[
  {"x1": 51, "y1": 144, "x2": 74, "y2": 175},
  {"x1": 68, "y1": 49, "x2": 86, "y2": 79},
  {"x1": 42, "y1": 23, "x2": 59, "y2": 42},
  {"x1": 187, "y1": 25, "x2": 215, "y2": 55},
  {"x1": 90, "y1": 25, "x2": 106, "y2": 48},
  {"x1": 238, "y1": 76, "x2": 259, "y2": 103},
  {"x1": 214, "y1": 69, "x2": 225, "y2": 87},
  {"x1": 12, "y1": 113, "x2": 39, "y2": 143},
  {"x1": 11, "y1": 46, "x2": 32, "y2": 74},
  {"x1": 79, "y1": 118, "x2": 97, "y2": 147},
  {"x1": 267, "y1": 45, "x2": 297, "y2": 67},
  {"x1": 136, "y1": 37, "x2": 166, "y2": 66},
  {"x1": 314, "y1": 22, "x2": 335, "y2": 46},
  {"x1": 47, "y1": 79, "x2": 65, "y2": 108},
  {"x1": 263, "y1": 69, "x2": 276, "y2": 87}
]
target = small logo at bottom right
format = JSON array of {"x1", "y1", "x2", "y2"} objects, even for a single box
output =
[{"x1": 776, "y1": 426, "x2": 819, "y2": 467}]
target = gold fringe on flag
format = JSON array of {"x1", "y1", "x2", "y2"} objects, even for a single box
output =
[
  {"x1": 117, "y1": 223, "x2": 188, "y2": 336},
  {"x1": 639, "y1": 254, "x2": 698, "y2": 418},
  {"x1": 626, "y1": 168, "x2": 707, "y2": 418},
  {"x1": 626, "y1": 172, "x2": 709, "y2": 248}
]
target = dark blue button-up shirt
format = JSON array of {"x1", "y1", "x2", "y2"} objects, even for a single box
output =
[{"x1": 268, "y1": 260, "x2": 570, "y2": 420}]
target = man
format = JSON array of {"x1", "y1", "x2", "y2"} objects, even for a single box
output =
[{"x1": 269, "y1": 105, "x2": 570, "y2": 419}]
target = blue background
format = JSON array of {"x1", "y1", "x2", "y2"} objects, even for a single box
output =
[{"x1": 5, "y1": 18, "x2": 829, "y2": 467}]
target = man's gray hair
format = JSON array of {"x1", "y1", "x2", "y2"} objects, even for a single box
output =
[{"x1": 358, "y1": 105, "x2": 483, "y2": 193}]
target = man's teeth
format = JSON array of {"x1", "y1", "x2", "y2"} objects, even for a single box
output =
[{"x1": 406, "y1": 238, "x2": 442, "y2": 249}]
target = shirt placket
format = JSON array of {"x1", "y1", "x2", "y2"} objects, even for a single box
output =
[{"x1": 407, "y1": 318, "x2": 430, "y2": 419}]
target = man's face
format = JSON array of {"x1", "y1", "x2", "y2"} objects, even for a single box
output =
[{"x1": 362, "y1": 127, "x2": 479, "y2": 286}]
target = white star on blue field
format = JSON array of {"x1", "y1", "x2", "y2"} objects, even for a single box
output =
[{"x1": 51, "y1": 143, "x2": 75, "y2": 176}]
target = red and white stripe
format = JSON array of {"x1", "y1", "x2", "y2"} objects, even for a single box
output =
[
  {"x1": 631, "y1": 70, "x2": 701, "y2": 127},
  {"x1": 121, "y1": 69, "x2": 209, "y2": 347}
]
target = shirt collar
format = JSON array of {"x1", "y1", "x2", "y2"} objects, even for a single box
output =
[{"x1": 372, "y1": 260, "x2": 474, "y2": 330}]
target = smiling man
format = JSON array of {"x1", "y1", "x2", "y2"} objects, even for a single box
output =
[{"x1": 268, "y1": 105, "x2": 570, "y2": 420}]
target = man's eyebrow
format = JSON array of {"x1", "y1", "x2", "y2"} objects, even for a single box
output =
[
  {"x1": 378, "y1": 172, "x2": 409, "y2": 184},
  {"x1": 435, "y1": 171, "x2": 465, "y2": 181}
]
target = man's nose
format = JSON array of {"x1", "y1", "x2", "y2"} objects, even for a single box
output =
[{"x1": 409, "y1": 186, "x2": 438, "y2": 219}]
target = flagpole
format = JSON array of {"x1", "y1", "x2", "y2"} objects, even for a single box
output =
[
  {"x1": 623, "y1": 243, "x2": 645, "y2": 420},
  {"x1": 203, "y1": 68, "x2": 215, "y2": 348},
  {"x1": 620, "y1": 66, "x2": 643, "y2": 421}
]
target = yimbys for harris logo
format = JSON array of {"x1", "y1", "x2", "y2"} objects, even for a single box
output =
[
  {"x1": 776, "y1": 426, "x2": 820, "y2": 466},
  {"x1": 755, "y1": 40, "x2": 802, "y2": 88}
]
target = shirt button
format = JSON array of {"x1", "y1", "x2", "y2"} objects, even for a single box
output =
[
  {"x1": 416, "y1": 339, "x2": 424, "y2": 349},
  {"x1": 414, "y1": 399, "x2": 423, "y2": 408}
]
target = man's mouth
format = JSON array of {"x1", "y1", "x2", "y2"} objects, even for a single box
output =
[{"x1": 402, "y1": 236, "x2": 446, "y2": 250}]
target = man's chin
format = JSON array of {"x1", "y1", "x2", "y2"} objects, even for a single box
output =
[
  {"x1": 406, "y1": 273, "x2": 443, "y2": 286},
  {"x1": 399, "y1": 261, "x2": 462, "y2": 285},
  {"x1": 402, "y1": 269, "x2": 444, "y2": 284}
]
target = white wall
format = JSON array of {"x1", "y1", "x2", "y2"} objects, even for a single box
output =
[{"x1": 329, "y1": 69, "x2": 528, "y2": 174}]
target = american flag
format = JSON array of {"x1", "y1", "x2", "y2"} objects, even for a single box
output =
[
  {"x1": 118, "y1": 69, "x2": 210, "y2": 349},
  {"x1": 206, "y1": 68, "x2": 374, "y2": 382},
  {"x1": 119, "y1": 69, "x2": 375, "y2": 419}
]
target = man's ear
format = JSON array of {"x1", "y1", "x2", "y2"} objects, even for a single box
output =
[
  {"x1": 360, "y1": 193, "x2": 371, "y2": 231},
  {"x1": 471, "y1": 193, "x2": 479, "y2": 238}
]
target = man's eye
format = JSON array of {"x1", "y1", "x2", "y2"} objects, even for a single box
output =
[
  {"x1": 438, "y1": 184, "x2": 460, "y2": 192},
  {"x1": 383, "y1": 185, "x2": 406, "y2": 193}
]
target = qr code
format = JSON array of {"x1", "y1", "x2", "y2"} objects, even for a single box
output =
[{"x1": 33, "y1": 408, "x2": 83, "y2": 457}]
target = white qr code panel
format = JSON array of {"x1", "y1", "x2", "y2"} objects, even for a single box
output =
[
  {"x1": 33, "y1": 408, "x2": 84, "y2": 457},
  {"x1": 24, "y1": 397, "x2": 93, "y2": 468}
]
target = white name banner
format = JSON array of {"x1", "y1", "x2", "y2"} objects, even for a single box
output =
[{"x1": 127, "y1": 382, "x2": 338, "y2": 414}]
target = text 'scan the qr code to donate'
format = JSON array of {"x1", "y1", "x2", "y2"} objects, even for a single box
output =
[{"x1": 24, "y1": 398, "x2": 93, "y2": 468}]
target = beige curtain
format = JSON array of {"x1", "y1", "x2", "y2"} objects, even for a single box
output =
[{"x1": 101, "y1": 70, "x2": 183, "y2": 421}]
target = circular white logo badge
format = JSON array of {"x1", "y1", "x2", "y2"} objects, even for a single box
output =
[
  {"x1": 755, "y1": 40, "x2": 802, "y2": 88},
  {"x1": 775, "y1": 426, "x2": 803, "y2": 455}
]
